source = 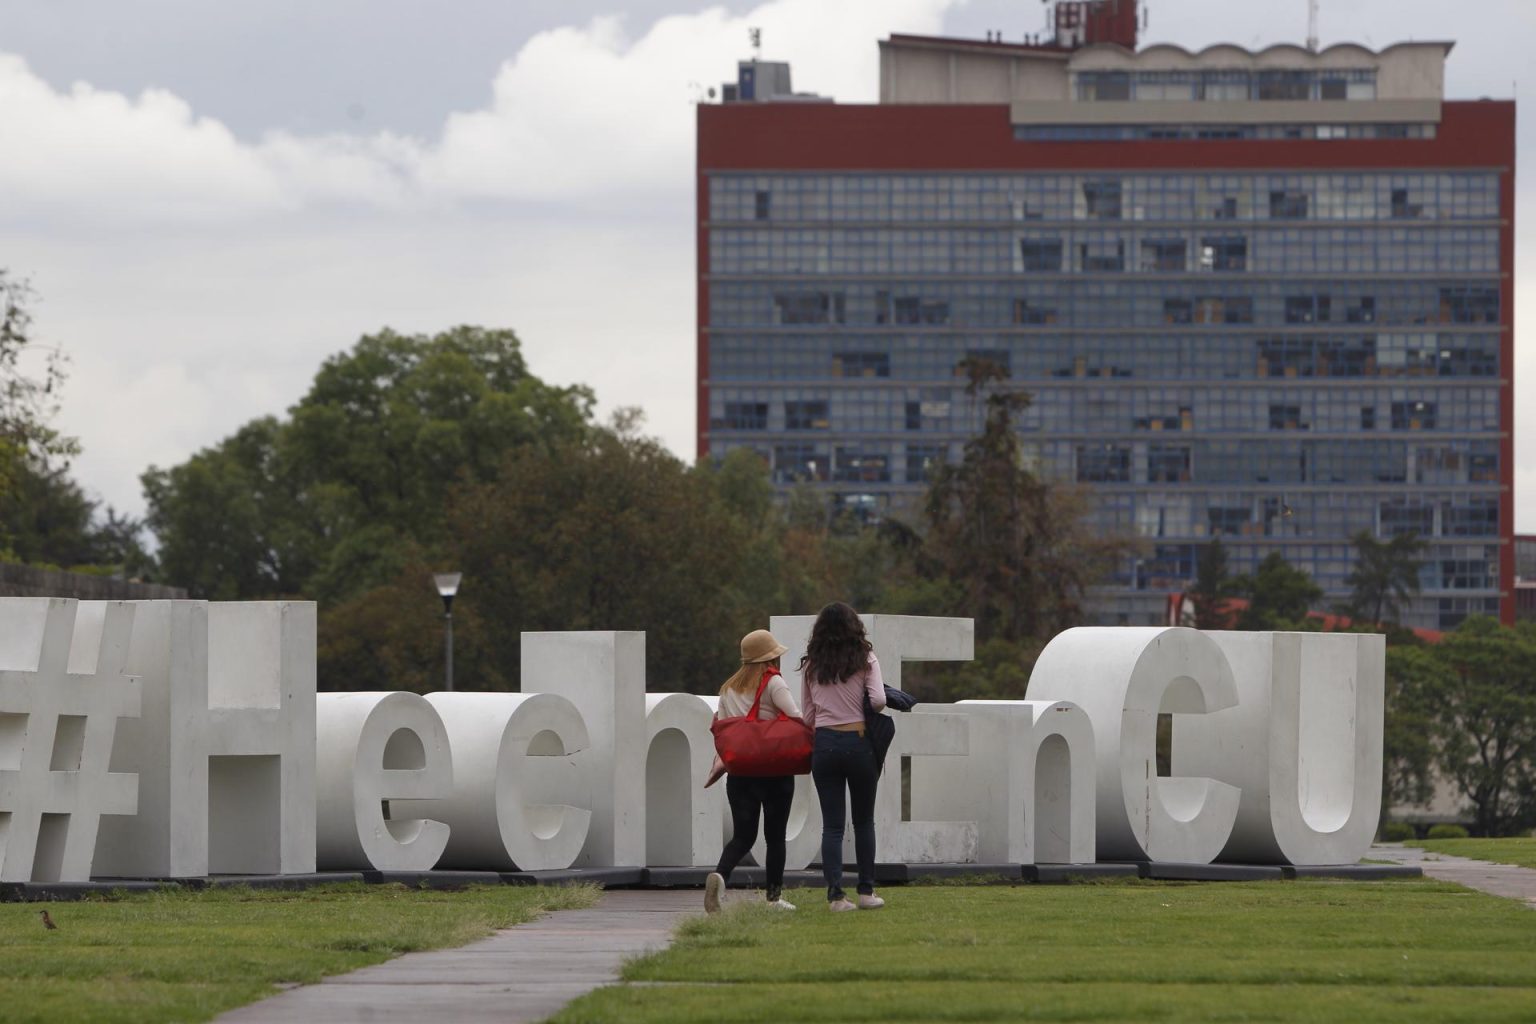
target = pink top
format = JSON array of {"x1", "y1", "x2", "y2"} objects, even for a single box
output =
[{"x1": 800, "y1": 652, "x2": 885, "y2": 730}]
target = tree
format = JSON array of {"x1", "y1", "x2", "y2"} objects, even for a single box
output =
[
  {"x1": 142, "y1": 326, "x2": 594, "y2": 601},
  {"x1": 1344, "y1": 529, "x2": 1427, "y2": 627},
  {"x1": 1, "y1": 271, "x2": 152, "y2": 575},
  {"x1": 1186, "y1": 538, "x2": 1237, "y2": 629},
  {"x1": 1230, "y1": 552, "x2": 1323, "y2": 631},
  {"x1": 319, "y1": 421, "x2": 778, "y2": 693},
  {"x1": 1419, "y1": 617, "x2": 1536, "y2": 836},
  {"x1": 1382, "y1": 641, "x2": 1438, "y2": 813},
  {"x1": 919, "y1": 357, "x2": 1128, "y2": 646},
  {"x1": 1, "y1": 272, "x2": 77, "y2": 485},
  {"x1": 2, "y1": 271, "x2": 80, "y2": 556}
]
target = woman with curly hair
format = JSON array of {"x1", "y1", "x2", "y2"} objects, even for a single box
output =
[{"x1": 799, "y1": 602, "x2": 886, "y2": 912}]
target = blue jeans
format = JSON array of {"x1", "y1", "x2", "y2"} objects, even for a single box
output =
[{"x1": 811, "y1": 728, "x2": 878, "y2": 901}]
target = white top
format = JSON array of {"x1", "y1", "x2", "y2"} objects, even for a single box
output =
[{"x1": 717, "y1": 673, "x2": 801, "y2": 720}]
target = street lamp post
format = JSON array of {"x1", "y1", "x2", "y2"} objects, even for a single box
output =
[{"x1": 432, "y1": 572, "x2": 462, "y2": 691}]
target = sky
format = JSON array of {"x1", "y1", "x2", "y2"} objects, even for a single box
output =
[{"x1": 2, "y1": 0, "x2": 1532, "y2": 529}]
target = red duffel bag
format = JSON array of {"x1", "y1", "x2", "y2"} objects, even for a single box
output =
[{"x1": 711, "y1": 666, "x2": 813, "y2": 776}]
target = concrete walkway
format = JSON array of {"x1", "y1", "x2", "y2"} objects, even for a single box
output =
[
  {"x1": 1371, "y1": 843, "x2": 1536, "y2": 910},
  {"x1": 215, "y1": 889, "x2": 701, "y2": 1024}
]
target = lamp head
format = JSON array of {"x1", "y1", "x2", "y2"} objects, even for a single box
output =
[{"x1": 432, "y1": 572, "x2": 462, "y2": 613}]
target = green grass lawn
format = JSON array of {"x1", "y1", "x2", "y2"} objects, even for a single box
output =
[
  {"x1": 0, "y1": 882, "x2": 596, "y2": 1024},
  {"x1": 1408, "y1": 836, "x2": 1536, "y2": 869},
  {"x1": 551, "y1": 880, "x2": 1536, "y2": 1024}
]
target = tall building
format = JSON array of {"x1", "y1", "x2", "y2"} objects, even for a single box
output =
[{"x1": 697, "y1": 0, "x2": 1515, "y2": 630}]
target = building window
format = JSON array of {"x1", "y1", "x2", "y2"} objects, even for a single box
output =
[
  {"x1": 1013, "y1": 299, "x2": 1057, "y2": 324},
  {"x1": 774, "y1": 291, "x2": 844, "y2": 325},
  {"x1": 1284, "y1": 294, "x2": 1331, "y2": 324},
  {"x1": 1077, "y1": 445, "x2": 1131, "y2": 483},
  {"x1": 1078, "y1": 71, "x2": 1131, "y2": 101},
  {"x1": 1360, "y1": 406, "x2": 1377, "y2": 429},
  {"x1": 1079, "y1": 239, "x2": 1126, "y2": 272},
  {"x1": 1141, "y1": 238, "x2": 1187, "y2": 272},
  {"x1": 1256, "y1": 71, "x2": 1310, "y2": 101},
  {"x1": 833, "y1": 352, "x2": 890, "y2": 378},
  {"x1": 1147, "y1": 445, "x2": 1191, "y2": 483},
  {"x1": 892, "y1": 296, "x2": 951, "y2": 325},
  {"x1": 1268, "y1": 404, "x2": 1306, "y2": 430},
  {"x1": 773, "y1": 444, "x2": 827, "y2": 483},
  {"x1": 834, "y1": 449, "x2": 890, "y2": 484},
  {"x1": 1207, "y1": 506, "x2": 1251, "y2": 536},
  {"x1": 1191, "y1": 295, "x2": 1252, "y2": 324},
  {"x1": 784, "y1": 400, "x2": 830, "y2": 430},
  {"x1": 1345, "y1": 295, "x2": 1376, "y2": 324},
  {"x1": 1320, "y1": 78, "x2": 1348, "y2": 101},
  {"x1": 1083, "y1": 180, "x2": 1123, "y2": 220},
  {"x1": 1439, "y1": 287, "x2": 1499, "y2": 324},
  {"x1": 1200, "y1": 235, "x2": 1247, "y2": 271},
  {"x1": 961, "y1": 349, "x2": 1011, "y2": 375},
  {"x1": 721, "y1": 402, "x2": 768, "y2": 430},
  {"x1": 1163, "y1": 298, "x2": 1193, "y2": 325},
  {"x1": 1269, "y1": 191, "x2": 1310, "y2": 219},
  {"x1": 754, "y1": 191, "x2": 771, "y2": 220},
  {"x1": 1390, "y1": 188, "x2": 1424, "y2": 219},
  {"x1": 1020, "y1": 238, "x2": 1064, "y2": 272},
  {"x1": 906, "y1": 444, "x2": 947, "y2": 484},
  {"x1": 1390, "y1": 400, "x2": 1437, "y2": 430}
]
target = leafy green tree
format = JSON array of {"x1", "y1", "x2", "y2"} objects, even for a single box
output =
[
  {"x1": 1421, "y1": 617, "x2": 1536, "y2": 836},
  {"x1": 1186, "y1": 538, "x2": 1237, "y2": 629},
  {"x1": 1231, "y1": 552, "x2": 1323, "y2": 630},
  {"x1": 920, "y1": 358, "x2": 1127, "y2": 646},
  {"x1": 1382, "y1": 641, "x2": 1438, "y2": 813},
  {"x1": 142, "y1": 326, "x2": 594, "y2": 601},
  {"x1": 1, "y1": 271, "x2": 152, "y2": 576},
  {"x1": 1, "y1": 272, "x2": 77, "y2": 492},
  {"x1": 319, "y1": 421, "x2": 776, "y2": 693},
  {"x1": 1344, "y1": 529, "x2": 1427, "y2": 626}
]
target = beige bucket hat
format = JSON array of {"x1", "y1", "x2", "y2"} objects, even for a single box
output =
[{"x1": 739, "y1": 628, "x2": 788, "y2": 664}]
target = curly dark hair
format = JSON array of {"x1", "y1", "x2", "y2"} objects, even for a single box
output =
[{"x1": 799, "y1": 602, "x2": 872, "y2": 685}]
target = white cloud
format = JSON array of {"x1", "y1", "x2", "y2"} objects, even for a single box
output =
[{"x1": 0, "y1": 0, "x2": 958, "y2": 218}]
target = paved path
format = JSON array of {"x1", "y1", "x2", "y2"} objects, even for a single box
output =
[
  {"x1": 215, "y1": 889, "x2": 702, "y2": 1024},
  {"x1": 1371, "y1": 843, "x2": 1536, "y2": 910}
]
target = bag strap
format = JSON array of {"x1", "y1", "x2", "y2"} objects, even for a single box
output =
[{"x1": 745, "y1": 665, "x2": 778, "y2": 720}]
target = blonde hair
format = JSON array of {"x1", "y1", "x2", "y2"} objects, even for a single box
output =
[{"x1": 720, "y1": 658, "x2": 779, "y2": 696}]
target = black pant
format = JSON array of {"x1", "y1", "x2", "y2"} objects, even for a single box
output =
[
  {"x1": 811, "y1": 727, "x2": 878, "y2": 901},
  {"x1": 715, "y1": 774, "x2": 795, "y2": 898}
]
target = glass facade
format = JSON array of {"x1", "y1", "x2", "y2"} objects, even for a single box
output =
[{"x1": 703, "y1": 169, "x2": 1505, "y2": 630}]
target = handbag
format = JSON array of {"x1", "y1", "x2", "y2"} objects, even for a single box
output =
[{"x1": 710, "y1": 666, "x2": 813, "y2": 777}]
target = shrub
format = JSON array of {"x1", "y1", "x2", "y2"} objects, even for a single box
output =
[
  {"x1": 1426, "y1": 823, "x2": 1470, "y2": 840},
  {"x1": 1378, "y1": 820, "x2": 1416, "y2": 842}
]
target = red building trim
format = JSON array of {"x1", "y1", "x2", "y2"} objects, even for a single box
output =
[{"x1": 699, "y1": 101, "x2": 1512, "y2": 173}]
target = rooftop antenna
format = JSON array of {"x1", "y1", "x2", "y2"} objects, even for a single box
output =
[
  {"x1": 1307, "y1": 0, "x2": 1320, "y2": 52},
  {"x1": 749, "y1": 26, "x2": 762, "y2": 61}
]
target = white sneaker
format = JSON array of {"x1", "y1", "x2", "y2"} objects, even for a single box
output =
[
  {"x1": 767, "y1": 898, "x2": 797, "y2": 911},
  {"x1": 857, "y1": 893, "x2": 885, "y2": 910},
  {"x1": 828, "y1": 898, "x2": 857, "y2": 912},
  {"x1": 703, "y1": 872, "x2": 724, "y2": 914}
]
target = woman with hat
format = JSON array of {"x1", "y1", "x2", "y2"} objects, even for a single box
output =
[{"x1": 703, "y1": 628, "x2": 802, "y2": 913}]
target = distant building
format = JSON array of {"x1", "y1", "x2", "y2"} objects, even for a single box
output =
[{"x1": 697, "y1": 0, "x2": 1515, "y2": 629}]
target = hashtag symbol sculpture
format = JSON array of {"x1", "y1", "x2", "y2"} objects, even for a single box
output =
[{"x1": 0, "y1": 599, "x2": 141, "y2": 883}]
